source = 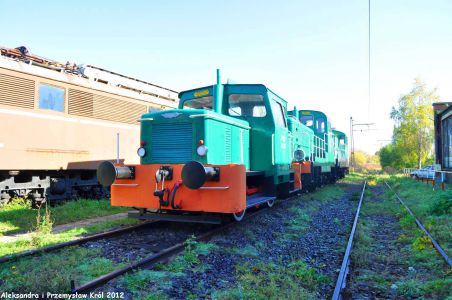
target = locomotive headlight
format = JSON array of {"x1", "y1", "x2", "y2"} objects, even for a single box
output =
[
  {"x1": 137, "y1": 147, "x2": 146, "y2": 157},
  {"x1": 196, "y1": 145, "x2": 208, "y2": 156},
  {"x1": 294, "y1": 149, "x2": 305, "y2": 161}
]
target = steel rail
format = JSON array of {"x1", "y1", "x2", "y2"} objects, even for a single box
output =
[
  {"x1": 384, "y1": 181, "x2": 452, "y2": 267},
  {"x1": 0, "y1": 221, "x2": 155, "y2": 264},
  {"x1": 70, "y1": 206, "x2": 274, "y2": 294},
  {"x1": 332, "y1": 181, "x2": 367, "y2": 300}
]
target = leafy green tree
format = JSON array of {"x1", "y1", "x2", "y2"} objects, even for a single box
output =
[{"x1": 383, "y1": 78, "x2": 438, "y2": 169}]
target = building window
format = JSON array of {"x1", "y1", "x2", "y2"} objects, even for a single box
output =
[
  {"x1": 442, "y1": 116, "x2": 452, "y2": 168},
  {"x1": 39, "y1": 84, "x2": 65, "y2": 112}
]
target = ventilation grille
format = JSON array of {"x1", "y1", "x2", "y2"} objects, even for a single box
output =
[
  {"x1": 0, "y1": 74, "x2": 35, "y2": 109},
  {"x1": 68, "y1": 89, "x2": 93, "y2": 117},
  {"x1": 151, "y1": 122, "x2": 193, "y2": 163},
  {"x1": 224, "y1": 127, "x2": 232, "y2": 163},
  {"x1": 68, "y1": 88, "x2": 147, "y2": 124}
]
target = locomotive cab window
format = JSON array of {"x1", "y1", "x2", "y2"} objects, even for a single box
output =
[
  {"x1": 300, "y1": 115, "x2": 314, "y2": 127},
  {"x1": 316, "y1": 118, "x2": 325, "y2": 134},
  {"x1": 271, "y1": 99, "x2": 286, "y2": 127},
  {"x1": 183, "y1": 96, "x2": 213, "y2": 110},
  {"x1": 39, "y1": 84, "x2": 65, "y2": 112},
  {"x1": 228, "y1": 94, "x2": 266, "y2": 117}
]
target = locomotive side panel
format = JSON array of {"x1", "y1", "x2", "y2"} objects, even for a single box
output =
[
  {"x1": 0, "y1": 109, "x2": 140, "y2": 170},
  {"x1": 0, "y1": 51, "x2": 178, "y2": 204},
  {"x1": 0, "y1": 67, "x2": 172, "y2": 171}
]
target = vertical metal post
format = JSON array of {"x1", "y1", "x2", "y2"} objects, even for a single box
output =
[
  {"x1": 350, "y1": 117, "x2": 354, "y2": 170},
  {"x1": 368, "y1": 0, "x2": 371, "y2": 121},
  {"x1": 116, "y1": 133, "x2": 120, "y2": 164},
  {"x1": 214, "y1": 69, "x2": 222, "y2": 113}
]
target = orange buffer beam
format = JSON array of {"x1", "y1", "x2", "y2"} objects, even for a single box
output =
[{"x1": 111, "y1": 164, "x2": 246, "y2": 214}]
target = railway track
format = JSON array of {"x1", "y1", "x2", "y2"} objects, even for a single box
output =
[
  {"x1": 0, "y1": 221, "x2": 156, "y2": 264},
  {"x1": 71, "y1": 183, "x2": 359, "y2": 295},
  {"x1": 69, "y1": 206, "x2": 273, "y2": 293},
  {"x1": 333, "y1": 180, "x2": 451, "y2": 299},
  {"x1": 2, "y1": 182, "x2": 358, "y2": 296},
  {"x1": 384, "y1": 181, "x2": 451, "y2": 267},
  {"x1": 332, "y1": 181, "x2": 367, "y2": 300}
]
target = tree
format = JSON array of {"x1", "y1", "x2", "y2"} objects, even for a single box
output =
[
  {"x1": 352, "y1": 150, "x2": 380, "y2": 172},
  {"x1": 383, "y1": 78, "x2": 438, "y2": 169}
]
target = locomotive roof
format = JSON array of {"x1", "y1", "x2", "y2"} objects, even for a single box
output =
[
  {"x1": 298, "y1": 109, "x2": 330, "y2": 120},
  {"x1": 179, "y1": 83, "x2": 287, "y2": 104},
  {"x1": 0, "y1": 46, "x2": 179, "y2": 107},
  {"x1": 332, "y1": 129, "x2": 346, "y2": 136}
]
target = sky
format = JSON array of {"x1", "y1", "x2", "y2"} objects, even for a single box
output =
[{"x1": 2, "y1": 0, "x2": 452, "y2": 154}]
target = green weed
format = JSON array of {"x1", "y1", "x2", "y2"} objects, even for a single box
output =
[
  {"x1": 411, "y1": 235, "x2": 431, "y2": 252},
  {"x1": 213, "y1": 260, "x2": 326, "y2": 299},
  {"x1": 157, "y1": 237, "x2": 216, "y2": 273},
  {"x1": 121, "y1": 270, "x2": 173, "y2": 295},
  {"x1": 0, "y1": 198, "x2": 128, "y2": 235},
  {"x1": 352, "y1": 219, "x2": 373, "y2": 268}
]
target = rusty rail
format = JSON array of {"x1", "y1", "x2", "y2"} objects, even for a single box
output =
[
  {"x1": 0, "y1": 221, "x2": 154, "y2": 264},
  {"x1": 332, "y1": 181, "x2": 367, "y2": 300},
  {"x1": 385, "y1": 181, "x2": 451, "y2": 267}
]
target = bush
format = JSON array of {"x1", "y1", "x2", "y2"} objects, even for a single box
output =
[
  {"x1": 429, "y1": 194, "x2": 452, "y2": 215},
  {"x1": 383, "y1": 166, "x2": 398, "y2": 174}
]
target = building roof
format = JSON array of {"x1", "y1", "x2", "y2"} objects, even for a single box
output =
[{"x1": 433, "y1": 102, "x2": 452, "y2": 115}]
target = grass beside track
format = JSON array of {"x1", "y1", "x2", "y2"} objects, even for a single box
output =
[
  {"x1": 0, "y1": 218, "x2": 140, "y2": 257},
  {"x1": 386, "y1": 175, "x2": 451, "y2": 256},
  {"x1": 0, "y1": 198, "x2": 128, "y2": 236},
  {"x1": 0, "y1": 247, "x2": 124, "y2": 293},
  {"x1": 0, "y1": 198, "x2": 138, "y2": 258}
]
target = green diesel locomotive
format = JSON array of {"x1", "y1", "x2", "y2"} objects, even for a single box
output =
[{"x1": 98, "y1": 70, "x2": 349, "y2": 223}]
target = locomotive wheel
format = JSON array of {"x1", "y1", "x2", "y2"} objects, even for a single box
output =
[
  {"x1": 232, "y1": 209, "x2": 246, "y2": 222},
  {"x1": 266, "y1": 199, "x2": 275, "y2": 207}
]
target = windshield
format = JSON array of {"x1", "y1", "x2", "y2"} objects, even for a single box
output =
[
  {"x1": 300, "y1": 115, "x2": 314, "y2": 126},
  {"x1": 183, "y1": 96, "x2": 213, "y2": 110},
  {"x1": 228, "y1": 94, "x2": 266, "y2": 117},
  {"x1": 316, "y1": 118, "x2": 325, "y2": 134}
]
